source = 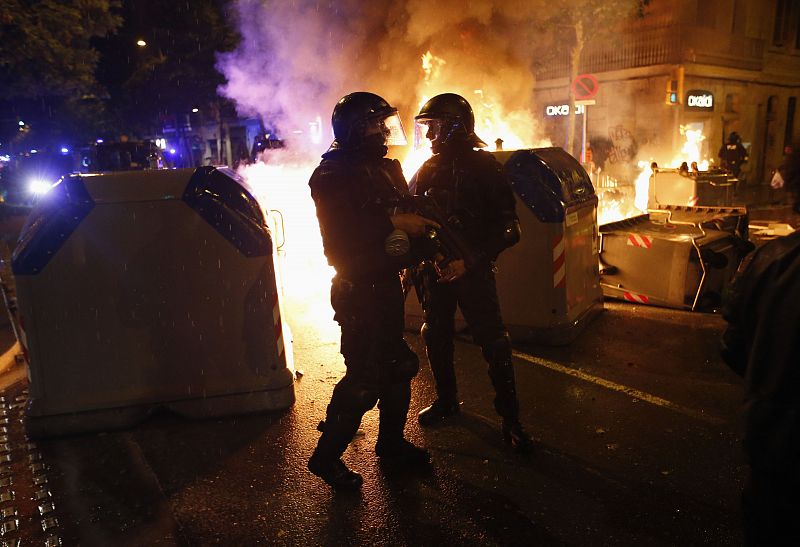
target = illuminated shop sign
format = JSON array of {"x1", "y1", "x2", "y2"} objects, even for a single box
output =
[
  {"x1": 685, "y1": 90, "x2": 714, "y2": 110},
  {"x1": 544, "y1": 103, "x2": 585, "y2": 117}
]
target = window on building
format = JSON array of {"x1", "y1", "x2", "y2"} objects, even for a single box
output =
[
  {"x1": 697, "y1": 0, "x2": 717, "y2": 28},
  {"x1": 725, "y1": 93, "x2": 741, "y2": 113},
  {"x1": 732, "y1": 0, "x2": 747, "y2": 34},
  {"x1": 768, "y1": 95, "x2": 779, "y2": 121},
  {"x1": 207, "y1": 140, "x2": 219, "y2": 162},
  {"x1": 786, "y1": 97, "x2": 797, "y2": 148},
  {"x1": 773, "y1": 0, "x2": 792, "y2": 46}
]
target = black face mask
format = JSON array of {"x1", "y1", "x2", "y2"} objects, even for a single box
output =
[{"x1": 361, "y1": 132, "x2": 389, "y2": 158}]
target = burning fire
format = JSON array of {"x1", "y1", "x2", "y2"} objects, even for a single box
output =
[
  {"x1": 675, "y1": 125, "x2": 709, "y2": 171},
  {"x1": 242, "y1": 50, "x2": 731, "y2": 309},
  {"x1": 597, "y1": 124, "x2": 714, "y2": 225},
  {"x1": 402, "y1": 50, "x2": 549, "y2": 177},
  {"x1": 238, "y1": 159, "x2": 338, "y2": 332}
]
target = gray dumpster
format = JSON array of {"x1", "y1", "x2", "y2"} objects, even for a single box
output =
[
  {"x1": 599, "y1": 210, "x2": 749, "y2": 311},
  {"x1": 648, "y1": 168, "x2": 736, "y2": 208},
  {"x1": 12, "y1": 167, "x2": 295, "y2": 437}
]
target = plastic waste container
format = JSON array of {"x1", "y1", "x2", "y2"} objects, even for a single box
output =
[
  {"x1": 12, "y1": 166, "x2": 295, "y2": 437},
  {"x1": 648, "y1": 168, "x2": 736, "y2": 208},
  {"x1": 599, "y1": 210, "x2": 750, "y2": 311}
]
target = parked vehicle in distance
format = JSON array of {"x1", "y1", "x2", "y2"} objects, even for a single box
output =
[
  {"x1": 80, "y1": 141, "x2": 170, "y2": 173},
  {"x1": 0, "y1": 150, "x2": 77, "y2": 205}
]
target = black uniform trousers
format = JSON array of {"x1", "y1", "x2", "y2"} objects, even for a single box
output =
[
  {"x1": 420, "y1": 264, "x2": 520, "y2": 421},
  {"x1": 314, "y1": 275, "x2": 419, "y2": 461}
]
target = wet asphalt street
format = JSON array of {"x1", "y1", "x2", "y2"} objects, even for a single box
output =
[
  {"x1": 7, "y1": 203, "x2": 794, "y2": 546},
  {"x1": 8, "y1": 277, "x2": 746, "y2": 546}
]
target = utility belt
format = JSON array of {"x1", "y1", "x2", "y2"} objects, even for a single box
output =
[
  {"x1": 331, "y1": 273, "x2": 401, "y2": 325},
  {"x1": 331, "y1": 274, "x2": 401, "y2": 309}
]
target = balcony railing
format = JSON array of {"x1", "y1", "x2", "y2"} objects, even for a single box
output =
[{"x1": 535, "y1": 24, "x2": 765, "y2": 80}]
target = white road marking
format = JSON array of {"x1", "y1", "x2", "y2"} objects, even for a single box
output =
[{"x1": 512, "y1": 350, "x2": 724, "y2": 425}]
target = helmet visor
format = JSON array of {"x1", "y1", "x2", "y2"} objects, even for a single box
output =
[
  {"x1": 413, "y1": 118, "x2": 445, "y2": 150},
  {"x1": 378, "y1": 112, "x2": 408, "y2": 146}
]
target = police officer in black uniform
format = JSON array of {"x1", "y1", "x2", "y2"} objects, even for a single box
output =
[
  {"x1": 722, "y1": 142, "x2": 800, "y2": 544},
  {"x1": 718, "y1": 132, "x2": 748, "y2": 178},
  {"x1": 410, "y1": 93, "x2": 532, "y2": 452},
  {"x1": 307, "y1": 92, "x2": 435, "y2": 490}
]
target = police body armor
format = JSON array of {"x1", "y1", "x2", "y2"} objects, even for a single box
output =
[{"x1": 412, "y1": 147, "x2": 520, "y2": 263}]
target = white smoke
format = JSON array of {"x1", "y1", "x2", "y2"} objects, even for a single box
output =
[{"x1": 217, "y1": 0, "x2": 552, "y2": 158}]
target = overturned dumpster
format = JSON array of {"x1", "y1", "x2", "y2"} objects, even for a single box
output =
[
  {"x1": 12, "y1": 167, "x2": 295, "y2": 438},
  {"x1": 599, "y1": 205, "x2": 752, "y2": 311}
]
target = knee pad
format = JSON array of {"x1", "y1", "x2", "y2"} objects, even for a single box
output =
[
  {"x1": 481, "y1": 332, "x2": 512, "y2": 364},
  {"x1": 388, "y1": 350, "x2": 420, "y2": 383},
  {"x1": 330, "y1": 375, "x2": 379, "y2": 415},
  {"x1": 421, "y1": 321, "x2": 451, "y2": 349}
]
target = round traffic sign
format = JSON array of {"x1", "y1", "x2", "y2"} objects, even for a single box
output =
[{"x1": 571, "y1": 74, "x2": 599, "y2": 100}]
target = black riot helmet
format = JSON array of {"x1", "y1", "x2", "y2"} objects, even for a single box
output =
[
  {"x1": 328, "y1": 92, "x2": 408, "y2": 152},
  {"x1": 414, "y1": 93, "x2": 487, "y2": 153}
]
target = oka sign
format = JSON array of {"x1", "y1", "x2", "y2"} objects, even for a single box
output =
[
  {"x1": 544, "y1": 103, "x2": 585, "y2": 117},
  {"x1": 685, "y1": 90, "x2": 714, "y2": 110}
]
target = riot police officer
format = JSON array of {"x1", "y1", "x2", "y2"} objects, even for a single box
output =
[
  {"x1": 718, "y1": 132, "x2": 748, "y2": 178},
  {"x1": 307, "y1": 92, "x2": 435, "y2": 490},
  {"x1": 722, "y1": 142, "x2": 800, "y2": 544},
  {"x1": 410, "y1": 93, "x2": 533, "y2": 452}
]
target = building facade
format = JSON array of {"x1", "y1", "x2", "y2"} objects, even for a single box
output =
[{"x1": 533, "y1": 0, "x2": 800, "y2": 188}]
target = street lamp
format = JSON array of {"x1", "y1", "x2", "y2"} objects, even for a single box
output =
[{"x1": 136, "y1": 39, "x2": 147, "y2": 47}]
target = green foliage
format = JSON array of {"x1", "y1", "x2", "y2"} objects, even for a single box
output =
[
  {"x1": 528, "y1": 0, "x2": 651, "y2": 53},
  {"x1": 108, "y1": 0, "x2": 241, "y2": 133},
  {"x1": 0, "y1": 0, "x2": 122, "y2": 98}
]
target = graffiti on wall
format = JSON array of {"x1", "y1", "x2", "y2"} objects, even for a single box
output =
[{"x1": 607, "y1": 125, "x2": 638, "y2": 164}]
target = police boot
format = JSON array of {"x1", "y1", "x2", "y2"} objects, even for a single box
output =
[
  {"x1": 502, "y1": 419, "x2": 533, "y2": 453},
  {"x1": 376, "y1": 383, "x2": 431, "y2": 466},
  {"x1": 488, "y1": 363, "x2": 533, "y2": 452},
  {"x1": 419, "y1": 322, "x2": 460, "y2": 427},
  {"x1": 307, "y1": 457, "x2": 363, "y2": 490},
  {"x1": 308, "y1": 413, "x2": 363, "y2": 490},
  {"x1": 417, "y1": 399, "x2": 461, "y2": 426}
]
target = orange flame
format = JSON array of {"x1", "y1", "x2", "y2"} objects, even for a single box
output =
[
  {"x1": 238, "y1": 160, "x2": 339, "y2": 335},
  {"x1": 601, "y1": 124, "x2": 714, "y2": 224},
  {"x1": 403, "y1": 50, "x2": 550, "y2": 178}
]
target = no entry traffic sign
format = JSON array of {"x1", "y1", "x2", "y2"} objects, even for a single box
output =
[{"x1": 571, "y1": 74, "x2": 599, "y2": 100}]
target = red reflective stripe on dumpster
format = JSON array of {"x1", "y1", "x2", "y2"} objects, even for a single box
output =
[
  {"x1": 272, "y1": 292, "x2": 285, "y2": 361},
  {"x1": 623, "y1": 292, "x2": 650, "y2": 304},
  {"x1": 553, "y1": 235, "x2": 566, "y2": 288},
  {"x1": 627, "y1": 234, "x2": 652, "y2": 248}
]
